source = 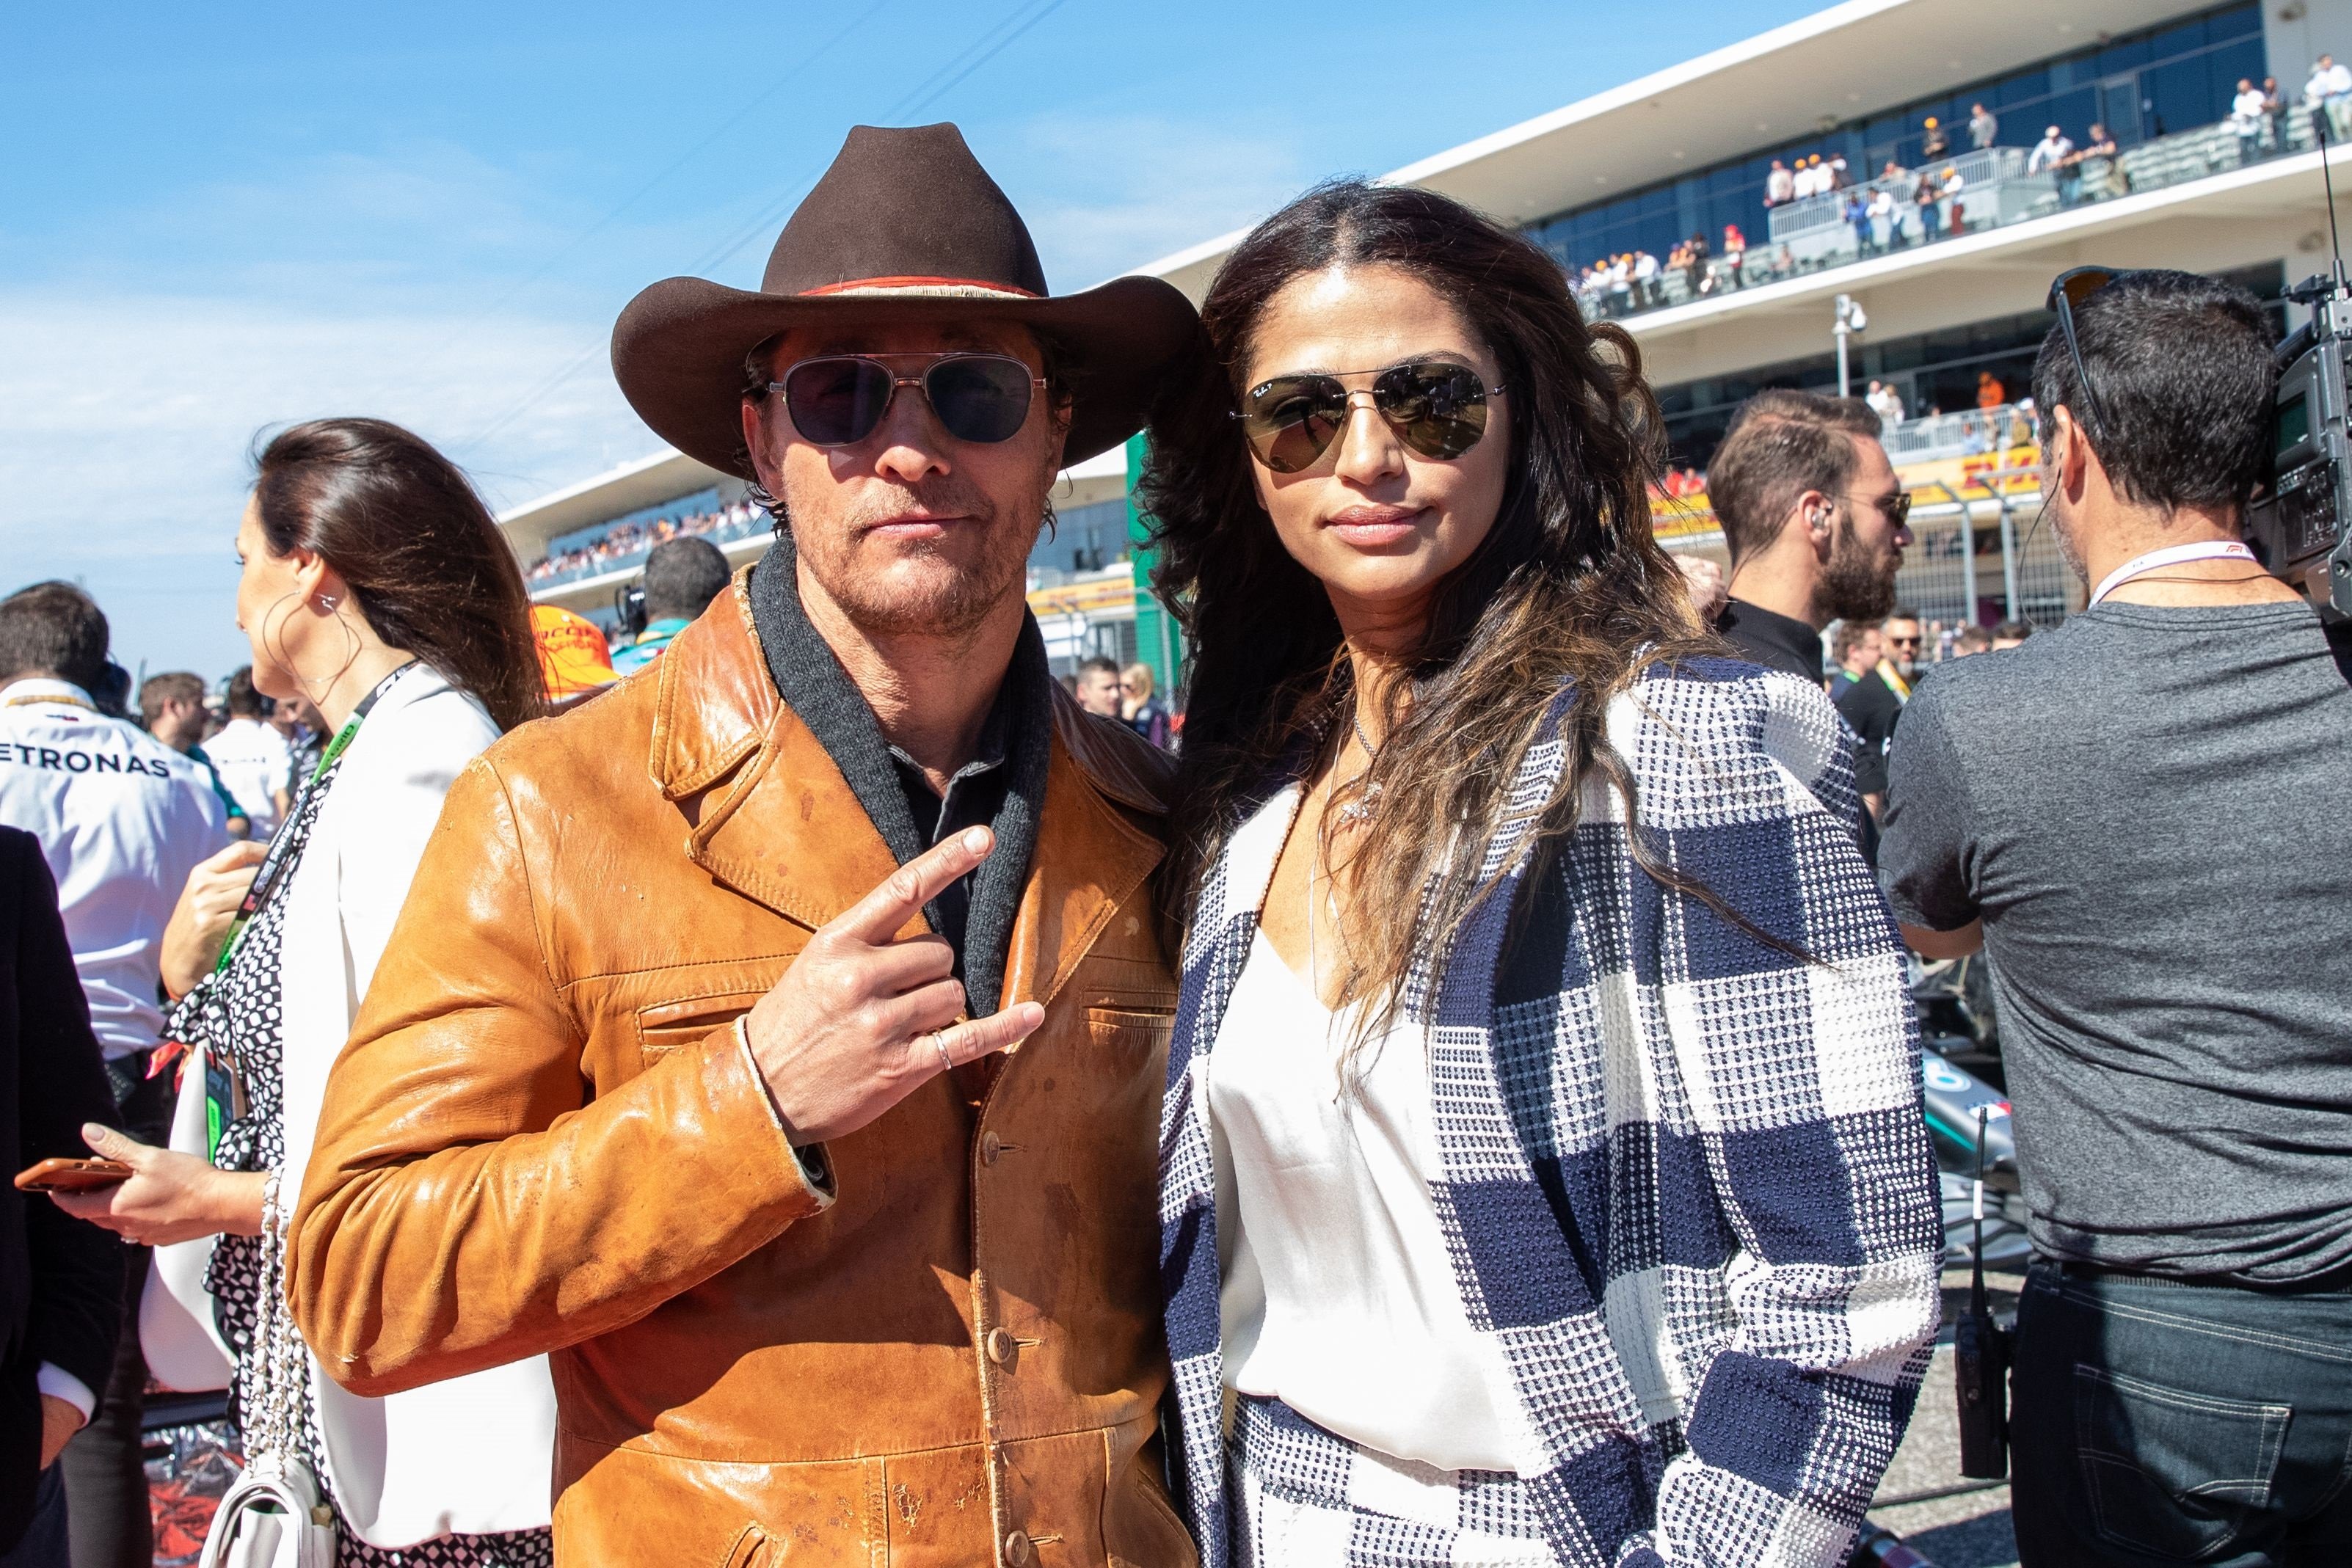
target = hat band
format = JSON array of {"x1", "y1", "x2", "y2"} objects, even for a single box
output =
[{"x1": 799, "y1": 275, "x2": 1041, "y2": 301}]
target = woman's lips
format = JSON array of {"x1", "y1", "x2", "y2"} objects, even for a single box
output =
[{"x1": 1323, "y1": 505, "x2": 1427, "y2": 547}]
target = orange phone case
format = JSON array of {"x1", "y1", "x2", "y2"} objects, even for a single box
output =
[{"x1": 14, "y1": 1158, "x2": 133, "y2": 1193}]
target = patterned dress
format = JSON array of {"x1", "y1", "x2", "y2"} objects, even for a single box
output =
[{"x1": 170, "y1": 750, "x2": 553, "y2": 1568}]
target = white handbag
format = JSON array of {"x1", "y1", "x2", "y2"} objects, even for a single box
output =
[{"x1": 200, "y1": 1173, "x2": 337, "y2": 1568}]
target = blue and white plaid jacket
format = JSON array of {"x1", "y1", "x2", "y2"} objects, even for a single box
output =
[{"x1": 1159, "y1": 658, "x2": 1943, "y2": 1568}]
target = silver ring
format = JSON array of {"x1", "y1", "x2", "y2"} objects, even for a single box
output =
[{"x1": 927, "y1": 1029, "x2": 955, "y2": 1074}]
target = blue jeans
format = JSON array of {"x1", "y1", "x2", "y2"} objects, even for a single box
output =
[
  {"x1": 0, "y1": 1465, "x2": 69, "y2": 1567},
  {"x1": 2012, "y1": 1259, "x2": 2352, "y2": 1566}
]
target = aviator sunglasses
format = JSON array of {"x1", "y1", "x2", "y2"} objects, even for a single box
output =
[
  {"x1": 1234, "y1": 359, "x2": 1506, "y2": 473},
  {"x1": 768, "y1": 352, "x2": 1047, "y2": 448},
  {"x1": 2045, "y1": 266, "x2": 2130, "y2": 443}
]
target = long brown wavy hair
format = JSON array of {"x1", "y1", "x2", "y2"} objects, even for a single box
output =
[
  {"x1": 1143, "y1": 180, "x2": 1720, "y2": 1024},
  {"x1": 252, "y1": 418, "x2": 545, "y2": 732}
]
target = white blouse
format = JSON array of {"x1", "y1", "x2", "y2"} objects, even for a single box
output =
[{"x1": 1208, "y1": 916, "x2": 1540, "y2": 1474}]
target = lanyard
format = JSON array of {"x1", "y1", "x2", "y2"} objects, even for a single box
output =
[
  {"x1": 2089, "y1": 541, "x2": 2257, "y2": 606},
  {"x1": 214, "y1": 663, "x2": 413, "y2": 971}
]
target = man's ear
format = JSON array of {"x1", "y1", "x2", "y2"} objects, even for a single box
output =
[
  {"x1": 740, "y1": 397, "x2": 783, "y2": 497},
  {"x1": 1792, "y1": 488, "x2": 1834, "y2": 558},
  {"x1": 2050, "y1": 405, "x2": 2093, "y2": 501}
]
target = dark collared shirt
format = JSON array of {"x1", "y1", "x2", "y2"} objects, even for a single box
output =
[
  {"x1": 1717, "y1": 597, "x2": 1826, "y2": 685},
  {"x1": 884, "y1": 687, "x2": 1012, "y2": 972},
  {"x1": 743, "y1": 535, "x2": 1050, "y2": 1018}
]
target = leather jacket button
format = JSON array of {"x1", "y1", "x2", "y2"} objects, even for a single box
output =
[
  {"x1": 986, "y1": 1327, "x2": 1017, "y2": 1366},
  {"x1": 1003, "y1": 1529, "x2": 1033, "y2": 1566},
  {"x1": 980, "y1": 1130, "x2": 1002, "y2": 1165}
]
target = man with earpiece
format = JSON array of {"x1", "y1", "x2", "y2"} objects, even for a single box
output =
[{"x1": 1705, "y1": 389, "x2": 1912, "y2": 688}]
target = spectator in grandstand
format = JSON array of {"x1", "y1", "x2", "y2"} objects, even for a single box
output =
[
  {"x1": 1710, "y1": 389, "x2": 1909, "y2": 686},
  {"x1": 1140, "y1": 174, "x2": 1937, "y2": 1568},
  {"x1": 1865, "y1": 378, "x2": 1905, "y2": 428},
  {"x1": 0, "y1": 581, "x2": 228, "y2": 1568},
  {"x1": 1118, "y1": 663, "x2": 1172, "y2": 749},
  {"x1": 1949, "y1": 623, "x2": 1995, "y2": 657},
  {"x1": 288, "y1": 122, "x2": 1198, "y2": 1567},
  {"x1": 1977, "y1": 370, "x2": 2006, "y2": 410},
  {"x1": 1865, "y1": 183, "x2": 1898, "y2": 252},
  {"x1": 1834, "y1": 605, "x2": 1917, "y2": 819},
  {"x1": 1826, "y1": 151, "x2": 1849, "y2": 189},
  {"x1": 1968, "y1": 101, "x2": 2000, "y2": 150},
  {"x1": 1920, "y1": 115, "x2": 1950, "y2": 161},
  {"x1": 1720, "y1": 222, "x2": 1747, "y2": 285},
  {"x1": 0, "y1": 826, "x2": 125, "y2": 1567},
  {"x1": 206, "y1": 666, "x2": 293, "y2": 838},
  {"x1": 1992, "y1": 619, "x2": 2031, "y2": 649},
  {"x1": 2075, "y1": 123, "x2": 2120, "y2": 200},
  {"x1": 65, "y1": 417, "x2": 557, "y2": 1568},
  {"x1": 1912, "y1": 169, "x2": 1942, "y2": 242},
  {"x1": 138, "y1": 672, "x2": 248, "y2": 837},
  {"x1": 611, "y1": 536, "x2": 733, "y2": 674},
  {"x1": 1765, "y1": 157, "x2": 1795, "y2": 205},
  {"x1": 1631, "y1": 247, "x2": 1660, "y2": 307},
  {"x1": 2233, "y1": 77, "x2": 2270, "y2": 164},
  {"x1": 1882, "y1": 267, "x2": 2352, "y2": 1568},
  {"x1": 1827, "y1": 619, "x2": 1883, "y2": 699},
  {"x1": 2263, "y1": 76, "x2": 2290, "y2": 153},
  {"x1": 2028, "y1": 123, "x2": 2074, "y2": 176},
  {"x1": 2309, "y1": 53, "x2": 2352, "y2": 141},
  {"x1": 1938, "y1": 164, "x2": 1966, "y2": 233},
  {"x1": 1073, "y1": 654, "x2": 1125, "y2": 718}
]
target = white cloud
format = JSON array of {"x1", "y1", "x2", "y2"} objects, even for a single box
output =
[{"x1": 0, "y1": 287, "x2": 656, "y2": 674}]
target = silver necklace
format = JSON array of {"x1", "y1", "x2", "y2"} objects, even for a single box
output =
[{"x1": 1336, "y1": 709, "x2": 1382, "y2": 825}]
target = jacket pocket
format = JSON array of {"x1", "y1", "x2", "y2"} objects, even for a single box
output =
[
  {"x1": 638, "y1": 992, "x2": 766, "y2": 1067},
  {"x1": 2075, "y1": 1364, "x2": 2289, "y2": 1559},
  {"x1": 717, "y1": 1521, "x2": 769, "y2": 1568},
  {"x1": 1099, "y1": 1433, "x2": 1198, "y2": 1568}
]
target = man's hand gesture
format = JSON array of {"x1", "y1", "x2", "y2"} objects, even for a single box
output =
[{"x1": 745, "y1": 825, "x2": 1044, "y2": 1146}]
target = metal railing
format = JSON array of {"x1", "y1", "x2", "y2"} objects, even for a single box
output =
[
  {"x1": 1895, "y1": 467, "x2": 2073, "y2": 631},
  {"x1": 1883, "y1": 402, "x2": 2037, "y2": 464},
  {"x1": 1571, "y1": 112, "x2": 2320, "y2": 323},
  {"x1": 528, "y1": 505, "x2": 771, "y2": 591}
]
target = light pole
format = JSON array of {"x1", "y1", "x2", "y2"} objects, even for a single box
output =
[{"x1": 1833, "y1": 293, "x2": 1868, "y2": 396}]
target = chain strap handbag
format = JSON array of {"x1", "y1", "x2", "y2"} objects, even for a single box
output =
[{"x1": 201, "y1": 1173, "x2": 338, "y2": 1568}]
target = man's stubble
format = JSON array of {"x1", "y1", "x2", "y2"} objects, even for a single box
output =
[
  {"x1": 786, "y1": 474, "x2": 1048, "y2": 644},
  {"x1": 1814, "y1": 508, "x2": 1900, "y2": 624}
]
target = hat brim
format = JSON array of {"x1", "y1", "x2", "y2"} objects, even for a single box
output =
[{"x1": 611, "y1": 274, "x2": 1205, "y2": 479}]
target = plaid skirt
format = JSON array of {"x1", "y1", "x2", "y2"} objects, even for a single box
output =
[{"x1": 1228, "y1": 1396, "x2": 1562, "y2": 1568}]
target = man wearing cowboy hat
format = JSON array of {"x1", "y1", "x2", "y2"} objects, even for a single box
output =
[{"x1": 287, "y1": 124, "x2": 1204, "y2": 1568}]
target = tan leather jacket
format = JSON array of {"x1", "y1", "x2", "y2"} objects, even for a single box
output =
[{"x1": 288, "y1": 582, "x2": 1195, "y2": 1568}]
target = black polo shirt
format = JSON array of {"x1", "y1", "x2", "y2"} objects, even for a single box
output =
[{"x1": 1716, "y1": 597, "x2": 1826, "y2": 685}]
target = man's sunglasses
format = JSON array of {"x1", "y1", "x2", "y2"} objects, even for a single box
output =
[
  {"x1": 768, "y1": 353, "x2": 1047, "y2": 448},
  {"x1": 1846, "y1": 490, "x2": 1914, "y2": 528},
  {"x1": 2045, "y1": 266, "x2": 2130, "y2": 442},
  {"x1": 1234, "y1": 360, "x2": 1505, "y2": 473}
]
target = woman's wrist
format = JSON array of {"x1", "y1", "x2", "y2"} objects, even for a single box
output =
[{"x1": 211, "y1": 1170, "x2": 270, "y2": 1237}]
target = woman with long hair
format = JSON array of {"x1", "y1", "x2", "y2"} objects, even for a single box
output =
[
  {"x1": 52, "y1": 419, "x2": 558, "y2": 1566},
  {"x1": 1146, "y1": 183, "x2": 1942, "y2": 1567}
]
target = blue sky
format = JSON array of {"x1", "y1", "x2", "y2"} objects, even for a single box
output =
[{"x1": 1, "y1": 0, "x2": 1817, "y2": 677}]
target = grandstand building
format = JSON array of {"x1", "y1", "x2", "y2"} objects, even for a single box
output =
[{"x1": 502, "y1": 0, "x2": 2351, "y2": 671}]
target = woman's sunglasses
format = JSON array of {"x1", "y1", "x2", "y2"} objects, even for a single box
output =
[
  {"x1": 1234, "y1": 360, "x2": 1505, "y2": 474},
  {"x1": 2045, "y1": 266, "x2": 2130, "y2": 442},
  {"x1": 768, "y1": 353, "x2": 1047, "y2": 448}
]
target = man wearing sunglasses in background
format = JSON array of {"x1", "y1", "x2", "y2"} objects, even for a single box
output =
[
  {"x1": 1704, "y1": 388, "x2": 1913, "y2": 692},
  {"x1": 288, "y1": 125, "x2": 1206, "y2": 1567},
  {"x1": 1884, "y1": 268, "x2": 2352, "y2": 1564},
  {"x1": 1832, "y1": 605, "x2": 1920, "y2": 821}
]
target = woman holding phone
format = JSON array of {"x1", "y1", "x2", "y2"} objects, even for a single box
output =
[
  {"x1": 50, "y1": 419, "x2": 558, "y2": 1566},
  {"x1": 1143, "y1": 183, "x2": 1943, "y2": 1567}
]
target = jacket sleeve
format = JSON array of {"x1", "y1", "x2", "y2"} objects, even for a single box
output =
[
  {"x1": 10, "y1": 835, "x2": 125, "y2": 1400},
  {"x1": 1622, "y1": 677, "x2": 1942, "y2": 1568},
  {"x1": 286, "y1": 756, "x2": 830, "y2": 1396}
]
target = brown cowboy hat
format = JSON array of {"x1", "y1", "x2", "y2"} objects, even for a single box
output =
[{"x1": 612, "y1": 123, "x2": 1202, "y2": 477}]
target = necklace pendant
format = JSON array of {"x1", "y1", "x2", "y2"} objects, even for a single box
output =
[{"x1": 1337, "y1": 781, "x2": 1382, "y2": 824}]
